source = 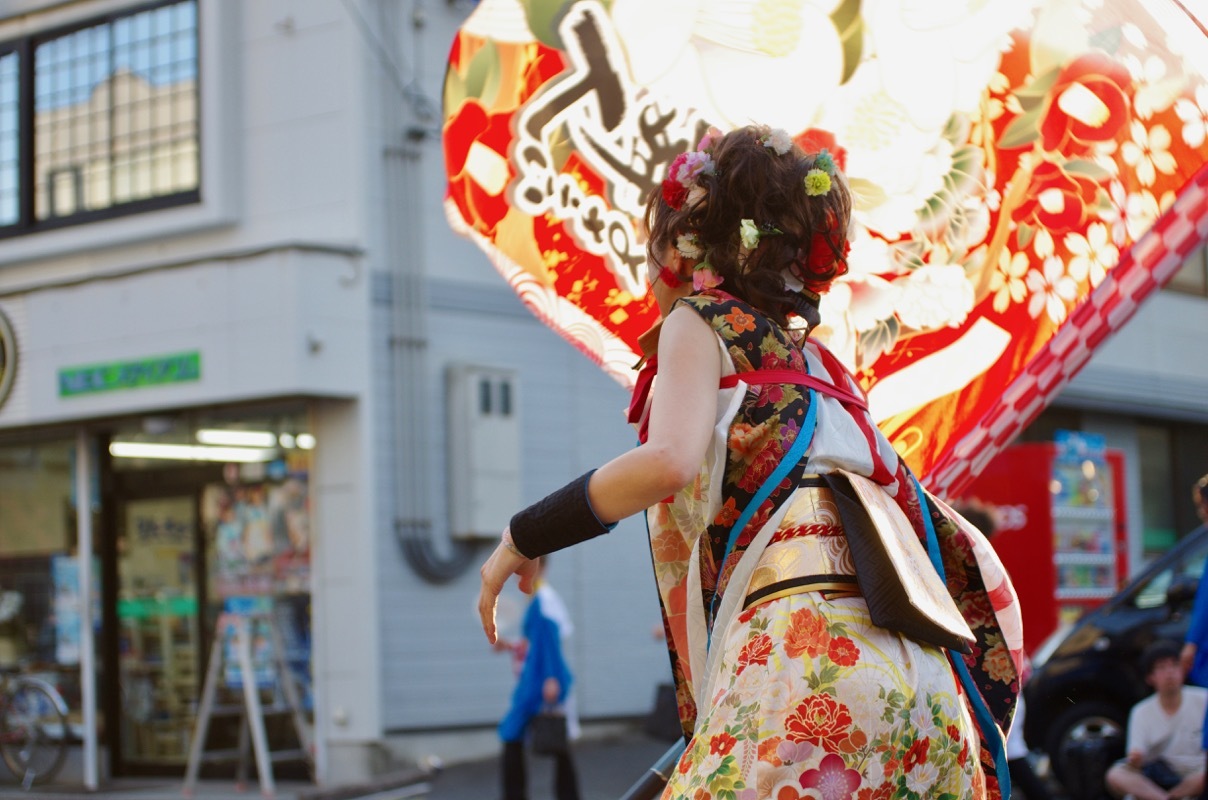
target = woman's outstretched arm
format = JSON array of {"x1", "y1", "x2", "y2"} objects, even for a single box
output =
[{"x1": 479, "y1": 304, "x2": 720, "y2": 643}]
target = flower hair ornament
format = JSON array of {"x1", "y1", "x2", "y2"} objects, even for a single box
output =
[
  {"x1": 793, "y1": 207, "x2": 851, "y2": 294},
  {"x1": 675, "y1": 233, "x2": 703, "y2": 260},
  {"x1": 662, "y1": 150, "x2": 715, "y2": 211},
  {"x1": 759, "y1": 127, "x2": 793, "y2": 156},
  {"x1": 672, "y1": 231, "x2": 723, "y2": 291},
  {"x1": 804, "y1": 148, "x2": 837, "y2": 197},
  {"x1": 739, "y1": 218, "x2": 782, "y2": 250}
]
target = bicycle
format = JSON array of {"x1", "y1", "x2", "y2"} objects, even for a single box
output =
[{"x1": 0, "y1": 665, "x2": 70, "y2": 788}]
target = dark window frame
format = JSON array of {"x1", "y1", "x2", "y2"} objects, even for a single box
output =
[{"x1": 0, "y1": 0, "x2": 200, "y2": 240}]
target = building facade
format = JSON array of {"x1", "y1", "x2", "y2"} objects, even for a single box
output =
[
  {"x1": 0, "y1": 0, "x2": 667, "y2": 784},
  {"x1": 0, "y1": 0, "x2": 1205, "y2": 788}
]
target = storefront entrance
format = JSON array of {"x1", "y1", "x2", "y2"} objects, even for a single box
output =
[
  {"x1": 98, "y1": 407, "x2": 315, "y2": 777},
  {"x1": 105, "y1": 465, "x2": 215, "y2": 773},
  {"x1": 0, "y1": 405, "x2": 315, "y2": 779}
]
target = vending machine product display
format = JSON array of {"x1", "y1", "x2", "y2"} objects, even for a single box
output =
[{"x1": 956, "y1": 432, "x2": 1128, "y2": 655}]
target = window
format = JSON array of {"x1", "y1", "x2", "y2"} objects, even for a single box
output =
[
  {"x1": 1131, "y1": 541, "x2": 1208, "y2": 609},
  {"x1": 1167, "y1": 245, "x2": 1208, "y2": 296},
  {"x1": 0, "y1": 50, "x2": 17, "y2": 227},
  {"x1": 0, "y1": 0, "x2": 198, "y2": 237}
]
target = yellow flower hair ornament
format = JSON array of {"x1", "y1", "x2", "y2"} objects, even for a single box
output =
[
  {"x1": 804, "y1": 169, "x2": 832, "y2": 197},
  {"x1": 804, "y1": 148, "x2": 837, "y2": 197}
]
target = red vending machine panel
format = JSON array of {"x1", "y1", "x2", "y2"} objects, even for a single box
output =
[{"x1": 955, "y1": 434, "x2": 1128, "y2": 655}]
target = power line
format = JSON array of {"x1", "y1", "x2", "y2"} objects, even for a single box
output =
[{"x1": 339, "y1": 0, "x2": 437, "y2": 123}]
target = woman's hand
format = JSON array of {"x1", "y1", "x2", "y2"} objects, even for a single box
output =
[
  {"x1": 542, "y1": 677, "x2": 561, "y2": 705},
  {"x1": 478, "y1": 528, "x2": 539, "y2": 645}
]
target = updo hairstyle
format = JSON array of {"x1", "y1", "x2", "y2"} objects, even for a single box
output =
[{"x1": 644, "y1": 124, "x2": 852, "y2": 330}]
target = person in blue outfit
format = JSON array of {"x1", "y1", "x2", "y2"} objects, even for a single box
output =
[
  {"x1": 1179, "y1": 474, "x2": 1208, "y2": 800},
  {"x1": 494, "y1": 556, "x2": 581, "y2": 800}
]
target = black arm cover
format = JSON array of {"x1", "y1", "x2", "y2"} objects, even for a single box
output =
[{"x1": 509, "y1": 470, "x2": 615, "y2": 558}]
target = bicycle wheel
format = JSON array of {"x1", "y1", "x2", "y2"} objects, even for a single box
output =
[{"x1": 0, "y1": 678, "x2": 69, "y2": 787}]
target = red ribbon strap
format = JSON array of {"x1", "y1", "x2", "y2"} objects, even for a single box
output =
[{"x1": 719, "y1": 369, "x2": 868, "y2": 411}]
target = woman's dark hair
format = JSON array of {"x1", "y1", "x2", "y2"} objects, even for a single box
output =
[{"x1": 645, "y1": 124, "x2": 852, "y2": 330}]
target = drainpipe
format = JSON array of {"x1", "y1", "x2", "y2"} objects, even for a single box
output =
[{"x1": 377, "y1": 0, "x2": 478, "y2": 583}]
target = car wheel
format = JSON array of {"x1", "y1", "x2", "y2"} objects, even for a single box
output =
[{"x1": 1043, "y1": 700, "x2": 1127, "y2": 794}]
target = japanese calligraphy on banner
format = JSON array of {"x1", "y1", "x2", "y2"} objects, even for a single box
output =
[{"x1": 442, "y1": 0, "x2": 1208, "y2": 495}]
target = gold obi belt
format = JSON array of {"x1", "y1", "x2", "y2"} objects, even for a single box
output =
[{"x1": 743, "y1": 477, "x2": 860, "y2": 610}]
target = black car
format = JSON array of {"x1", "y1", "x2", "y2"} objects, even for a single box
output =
[{"x1": 1024, "y1": 523, "x2": 1208, "y2": 785}]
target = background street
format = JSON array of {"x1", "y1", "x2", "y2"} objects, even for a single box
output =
[{"x1": 0, "y1": 726, "x2": 1074, "y2": 800}]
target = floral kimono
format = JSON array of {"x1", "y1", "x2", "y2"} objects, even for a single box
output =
[{"x1": 638, "y1": 290, "x2": 1023, "y2": 800}]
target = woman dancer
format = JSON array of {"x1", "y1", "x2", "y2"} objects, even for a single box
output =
[{"x1": 479, "y1": 124, "x2": 1021, "y2": 799}]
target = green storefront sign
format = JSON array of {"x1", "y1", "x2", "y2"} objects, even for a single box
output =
[
  {"x1": 58, "y1": 351, "x2": 201, "y2": 397},
  {"x1": 116, "y1": 595, "x2": 198, "y2": 620}
]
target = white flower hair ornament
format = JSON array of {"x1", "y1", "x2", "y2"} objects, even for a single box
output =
[
  {"x1": 675, "y1": 233, "x2": 704, "y2": 260},
  {"x1": 760, "y1": 128, "x2": 793, "y2": 156},
  {"x1": 739, "y1": 218, "x2": 784, "y2": 251},
  {"x1": 739, "y1": 219, "x2": 761, "y2": 249}
]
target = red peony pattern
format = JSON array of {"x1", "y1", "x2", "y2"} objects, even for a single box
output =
[
  {"x1": 736, "y1": 634, "x2": 774, "y2": 674},
  {"x1": 786, "y1": 694, "x2": 854, "y2": 751},
  {"x1": 784, "y1": 607, "x2": 832, "y2": 660}
]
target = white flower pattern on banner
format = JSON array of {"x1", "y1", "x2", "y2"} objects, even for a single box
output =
[
  {"x1": 893, "y1": 264, "x2": 975, "y2": 330},
  {"x1": 1098, "y1": 181, "x2": 1131, "y2": 246},
  {"x1": 1125, "y1": 188, "x2": 1161, "y2": 241},
  {"x1": 1065, "y1": 223, "x2": 1118, "y2": 289},
  {"x1": 1027, "y1": 256, "x2": 1078, "y2": 323},
  {"x1": 1175, "y1": 84, "x2": 1208, "y2": 148},
  {"x1": 1032, "y1": 228, "x2": 1055, "y2": 260},
  {"x1": 1124, "y1": 52, "x2": 1184, "y2": 120},
  {"x1": 1121, "y1": 120, "x2": 1177, "y2": 186},
  {"x1": 990, "y1": 251, "x2": 1029, "y2": 313}
]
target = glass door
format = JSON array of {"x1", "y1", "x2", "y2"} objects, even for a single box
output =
[{"x1": 114, "y1": 495, "x2": 200, "y2": 766}]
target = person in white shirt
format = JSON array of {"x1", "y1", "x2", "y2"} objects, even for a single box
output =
[{"x1": 1106, "y1": 640, "x2": 1207, "y2": 800}]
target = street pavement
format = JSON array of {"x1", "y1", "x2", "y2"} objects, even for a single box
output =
[
  {"x1": 0, "y1": 726, "x2": 674, "y2": 800},
  {"x1": 0, "y1": 727, "x2": 1074, "y2": 800},
  {"x1": 419, "y1": 729, "x2": 674, "y2": 800}
]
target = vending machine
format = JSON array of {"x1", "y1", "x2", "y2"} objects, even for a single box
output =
[{"x1": 954, "y1": 432, "x2": 1129, "y2": 656}]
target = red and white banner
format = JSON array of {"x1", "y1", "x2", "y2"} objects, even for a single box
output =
[{"x1": 442, "y1": 0, "x2": 1208, "y2": 495}]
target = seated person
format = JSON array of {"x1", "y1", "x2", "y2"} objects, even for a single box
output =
[{"x1": 1106, "y1": 640, "x2": 1207, "y2": 800}]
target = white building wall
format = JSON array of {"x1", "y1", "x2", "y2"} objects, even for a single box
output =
[
  {"x1": 0, "y1": 249, "x2": 365, "y2": 429},
  {"x1": 376, "y1": 279, "x2": 670, "y2": 735},
  {"x1": 1063, "y1": 288, "x2": 1208, "y2": 422}
]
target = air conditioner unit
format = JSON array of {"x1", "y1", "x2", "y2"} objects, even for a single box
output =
[{"x1": 446, "y1": 365, "x2": 522, "y2": 540}]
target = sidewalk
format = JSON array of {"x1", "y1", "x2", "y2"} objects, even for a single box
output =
[
  {"x1": 0, "y1": 731, "x2": 1072, "y2": 800},
  {"x1": 0, "y1": 727, "x2": 674, "y2": 800},
  {"x1": 420, "y1": 730, "x2": 674, "y2": 800}
]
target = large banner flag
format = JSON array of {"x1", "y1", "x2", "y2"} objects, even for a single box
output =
[{"x1": 442, "y1": 0, "x2": 1208, "y2": 495}]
